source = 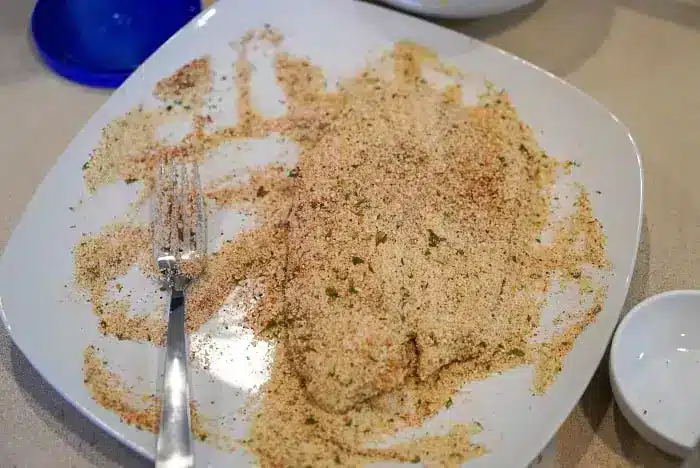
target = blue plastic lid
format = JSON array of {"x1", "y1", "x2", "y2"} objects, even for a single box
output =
[{"x1": 31, "y1": 0, "x2": 201, "y2": 88}]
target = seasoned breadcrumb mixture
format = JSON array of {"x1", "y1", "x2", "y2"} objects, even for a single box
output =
[
  {"x1": 154, "y1": 56, "x2": 213, "y2": 111},
  {"x1": 74, "y1": 26, "x2": 610, "y2": 466},
  {"x1": 74, "y1": 224, "x2": 150, "y2": 303},
  {"x1": 83, "y1": 57, "x2": 212, "y2": 193},
  {"x1": 83, "y1": 345, "x2": 218, "y2": 444},
  {"x1": 83, "y1": 345, "x2": 161, "y2": 431}
]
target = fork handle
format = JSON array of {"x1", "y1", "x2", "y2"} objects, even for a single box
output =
[{"x1": 156, "y1": 290, "x2": 194, "y2": 468}]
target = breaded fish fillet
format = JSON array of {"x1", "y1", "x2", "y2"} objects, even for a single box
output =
[{"x1": 282, "y1": 79, "x2": 529, "y2": 413}]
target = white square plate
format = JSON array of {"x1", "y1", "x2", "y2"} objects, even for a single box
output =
[{"x1": 0, "y1": 0, "x2": 642, "y2": 466}]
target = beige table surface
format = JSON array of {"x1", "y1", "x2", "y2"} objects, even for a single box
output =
[{"x1": 1, "y1": 0, "x2": 698, "y2": 466}]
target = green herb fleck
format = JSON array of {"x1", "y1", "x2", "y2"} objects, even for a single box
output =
[
  {"x1": 351, "y1": 256, "x2": 364, "y2": 265},
  {"x1": 580, "y1": 276, "x2": 593, "y2": 294},
  {"x1": 124, "y1": 178, "x2": 137, "y2": 185},
  {"x1": 428, "y1": 229, "x2": 446, "y2": 247},
  {"x1": 375, "y1": 231, "x2": 388, "y2": 245},
  {"x1": 344, "y1": 419, "x2": 353, "y2": 427},
  {"x1": 82, "y1": 160, "x2": 91, "y2": 171},
  {"x1": 509, "y1": 348, "x2": 525, "y2": 358},
  {"x1": 535, "y1": 237, "x2": 542, "y2": 243},
  {"x1": 199, "y1": 434, "x2": 208, "y2": 441},
  {"x1": 411, "y1": 456, "x2": 421, "y2": 463},
  {"x1": 498, "y1": 155, "x2": 506, "y2": 163},
  {"x1": 354, "y1": 198, "x2": 370, "y2": 210},
  {"x1": 305, "y1": 416, "x2": 318, "y2": 425},
  {"x1": 166, "y1": 104, "x2": 173, "y2": 111},
  {"x1": 287, "y1": 168, "x2": 299, "y2": 178},
  {"x1": 325, "y1": 287, "x2": 339, "y2": 299},
  {"x1": 445, "y1": 397, "x2": 453, "y2": 409},
  {"x1": 348, "y1": 286, "x2": 358, "y2": 294}
]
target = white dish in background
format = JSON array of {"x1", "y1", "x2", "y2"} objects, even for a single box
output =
[
  {"x1": 378, "y1": 0, "x2": 536, "y2": 19},
  {"x1": 0, "y1": 0, "x2": 642, "y2": 466},
  {"x1": 610, "y1": 291, "x2": 700, "y2": 458}
]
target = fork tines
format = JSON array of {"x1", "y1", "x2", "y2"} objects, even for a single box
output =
[{"x1": 153, "y1": 159, "x2": 205, "y2": 275}]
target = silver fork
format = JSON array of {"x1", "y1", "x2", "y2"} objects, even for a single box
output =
[{"x1": 153, "y1": 160, "x2": 206, "y2": 468}]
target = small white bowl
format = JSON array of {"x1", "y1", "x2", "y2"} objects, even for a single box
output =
[
  {"x1": 378, "y1": 0, "x2": 536, "y2": 19},
  {"x1": 610, "y1": 290, "x2": 700, "y2": 457}
]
